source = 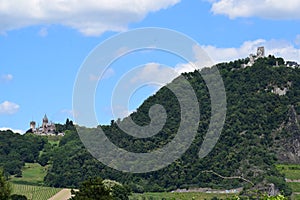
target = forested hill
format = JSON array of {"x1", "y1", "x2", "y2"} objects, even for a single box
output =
[
  {"x1": 2, "y1": 56, "x2": 300, "y2": 195},
  {"x1": 44, "y1": 56, "x2": 300, "y2": 194}
]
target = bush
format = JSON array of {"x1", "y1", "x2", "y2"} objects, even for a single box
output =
[{"x1": 10, "y1": 194, "x2": 28, "y2": 200}]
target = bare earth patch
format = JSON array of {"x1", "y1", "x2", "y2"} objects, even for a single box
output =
[{"x1": 48, "y1": 189, "x2": 73, "y2": 200}]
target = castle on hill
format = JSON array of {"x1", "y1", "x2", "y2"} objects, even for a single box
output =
[
  {"x1": 242, "y1": 46, "x2": 299, "y2": 68},
  {"x1": 29, "y1": 114, "x2": 64, "y2": 136},
  {"x1": 242, "y1": 46, "x2": 265, "y2": 68}
]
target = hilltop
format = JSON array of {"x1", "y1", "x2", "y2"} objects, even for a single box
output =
[
  {"x1": 45, "y1": 55, "x2": 300, "y2": 195},
  {"x1": 1, "y1": 55, "x2": 300, "y2": 197}
]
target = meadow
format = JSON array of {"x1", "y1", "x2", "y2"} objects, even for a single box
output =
[
  {"x1": 10, "y1": 163, "x2": 48, "y2": 185},
  {"x1": 9, "y1": 162, "x2": 61, "y2": 199}
]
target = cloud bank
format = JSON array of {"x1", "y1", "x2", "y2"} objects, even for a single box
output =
[
  {"x1": 0, "y1": 0, "x2": 180, "y2": 36},
  {"x1": 210, "y1": 0, "x2": 300, "y2": 19},
  {"x1": 202, "y1": 39, "x2": 300, "y2": 64},
  {"x1": 0, "y1": 127, "x2": 24, "y2": 134},
  {"x1": 0, "y1": 101, "x2": 20, "y2": 115}
]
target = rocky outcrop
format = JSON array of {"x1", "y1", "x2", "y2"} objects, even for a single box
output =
[{"x1": 274, "y1": 106, "x2": 300, "y2": 164}]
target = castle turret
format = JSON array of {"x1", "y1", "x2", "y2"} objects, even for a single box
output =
[
  {"x1": 30, "y1": 121, "x2": 36, "y2": 131},
  {"x1": 257, "y1": 46, "x2": 265, "y2": 58}
]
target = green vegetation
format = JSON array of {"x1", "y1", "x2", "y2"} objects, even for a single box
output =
[
  {"x1": 276, "y1": 164, "x2": 300, "y2": 180},
  {"x1": 0, "y1": 130, "x2": 47, "y2": 176},
  {"x1": 292, "y1": 194, "x2": 300, "y2": 200},
  {"x1": 1, "y1": 56, "x2": 300, "y2": 197},
  {"x1": 0, "y1": 169, "x2": 11, "y2": 200},
  {"x1": 288, "y1": 183, "x2": 300, "y2": 193},
  {"x1": 10, "y1": 163, "x2": 47, "y2": 185},
  {"x1": 130, "y1": 192, "x2": 235, "y2": 200},
  {"x1": 276, "y1": 164, "x2": 300, "y2": 199},
  {"x1": 11, "y1": 183, "x2": 61, "y2": 200},
  {"x1": 10, "y1": 194, "x2": 28, "y2": 200},
  {"x1": 47, "y1": 136, "x2": 61, "y2": 147},
  {"x1": 70, "y1": 177, "x2": 131, "y2": 200},
  {"x1": 44, "y1": 56, "x2": 299, "y2": 196}
]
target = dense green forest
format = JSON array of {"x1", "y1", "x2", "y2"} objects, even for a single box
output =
[
  {"x1": 0, "y1": 131, "x2": 47, "y2": 176},
  {"x1": 1, "y1": 56, "x2": 300, "y2": 196}
]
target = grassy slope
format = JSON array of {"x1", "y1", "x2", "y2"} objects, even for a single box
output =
[
  {"x1": 7, "y1": 137, "x2": 64, "y2": 200},
  {"x1": 10, "y1": 163, "x2": 48, "y2": 185},
  {"x1": 47, "y1": 136, "x2": 61, "y2": 146}
]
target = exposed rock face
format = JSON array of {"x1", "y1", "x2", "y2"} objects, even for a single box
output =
[
  {"x1": 268, "y1": 183, "x2": 279, "y2": 196},
  {"x1": 275, "y1": 106, "x2": 300, "y2": 164},
  {"x1": 271, "y1": 87, "x2": 288, "y2": 96}
]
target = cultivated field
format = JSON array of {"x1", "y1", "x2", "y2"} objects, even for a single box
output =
[
  {"x1": 276, "y1": 164, "x2": 300, "y2": 200},
  {"x1": 130, "y1": 192, "x2": 235, "y2": 200},
  {"x1": 276, "y1": 164, "x2": 300, "y2": 180},
  {"x1": 288, "y1": 182, "x2": 300, "y2": 193},
  {"x1": 292, "y1": 194, "x2": 300, "y2": 200},
  {"x1": 11, "y1": 183, "x2": 62, "y2": 200}
]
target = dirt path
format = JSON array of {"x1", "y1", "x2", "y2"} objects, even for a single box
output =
[
  {"x1": 48, "y1": 189, "x2": 73, "y2": 200},
  {"x1": 285, "y1": 179, "x2": 300, "y2": 183}
]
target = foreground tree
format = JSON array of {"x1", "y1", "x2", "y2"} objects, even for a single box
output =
[
  {"x1": 111, "y1": 184, "x2": 131, "y2": 200},
  {"x1": 70, "y1": 178, "x2": 131, "y2": 200},
  {"x1": 70, "y1": 178, "x2": 112, "y2": 200},
  {"x1": 102, "y1": 180, "x2": 131, "y2": 200},
  {"x1": 0, "y1": 169, "x2": 11, "y2": 200}
]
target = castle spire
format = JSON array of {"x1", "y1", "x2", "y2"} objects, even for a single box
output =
[{"x1": 43, "y1": 114, "x2": 48, "y2": 124}]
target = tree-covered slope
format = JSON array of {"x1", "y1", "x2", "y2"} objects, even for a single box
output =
[
  {"x1": 46, "y1": 56, "x2": 300, "y2": 195},
  {"x1": 0, "y1": 131, "x2": 47, "y2": 176},
  {"x1": 37, "y1": 56, "x2": 300, "y2": 194}
]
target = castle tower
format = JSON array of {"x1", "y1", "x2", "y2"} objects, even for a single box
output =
[
  {"x1": 30, "y1": 121, "x2": 36, "y2": 131},
  {"x1": 257, "y1": 46, "x2": 265, "y2": 58},
  {"x1": 42, "y1": 114, "x2": 48, "y2": 133}
]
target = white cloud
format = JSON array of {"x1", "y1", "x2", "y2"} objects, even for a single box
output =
[
  {"x1": 0, "y1": 101, "x2": 20, "y2": 115},
  {"x1": 211, "y1": 0, "x2": 300, "y2": 19},
  {"x1": 174, "y1": 45, "x2": 215, "y2": 73},
  {"x1": 0, "y1": 127, "x2": 24, "y2": 134},
  {"x1": 0, "y1": 0, "x2": 180, "y2": 36},
  {"x1": 1, "y1": 74, "x2": 13, "y2": 82},
  {"x1": 202, "y1": 39, "x2": 266, "y2": 63},
  {"x1": 89, "y1": 68, "x2": 115, "y2": 81},
  {"x1": 174, "y1": 62, "x2": 197, "y2": 74},
  {"x1": 130, "y1": 62, "x2": 179, "y2": 84},
  {"x1": 133, "y1": 39, "x2": 299, "y2": 81},
  {"x1": 202, "y1": 39, "x2": 300, "y2": 64}
]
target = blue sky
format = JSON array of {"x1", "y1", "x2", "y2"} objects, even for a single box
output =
[{"x1": 0, "y1": 0, "x2": 299, "y2": 133}]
